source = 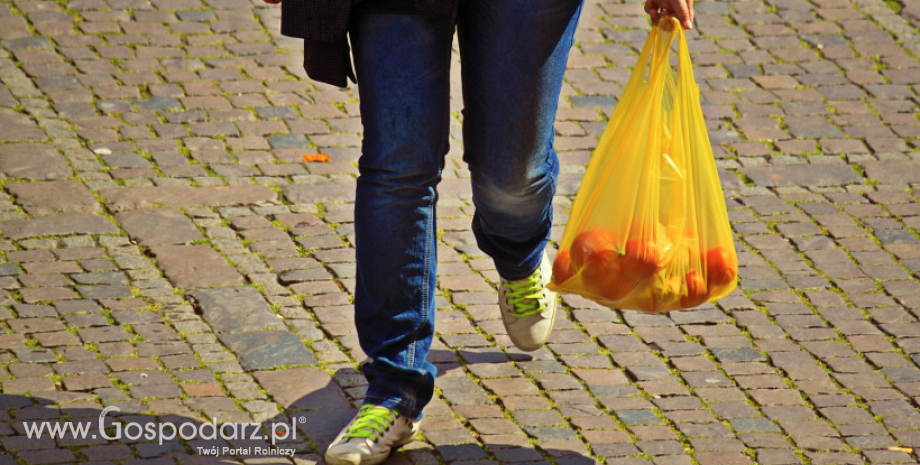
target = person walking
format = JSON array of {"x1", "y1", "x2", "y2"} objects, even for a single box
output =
[{"x1": 263, "y1": 0, "x2": 694, "y2": 463}]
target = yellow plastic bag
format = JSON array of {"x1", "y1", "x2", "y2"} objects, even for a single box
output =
[{"x1": 549, "y1": 17, "x2": 737, "y2": 313}]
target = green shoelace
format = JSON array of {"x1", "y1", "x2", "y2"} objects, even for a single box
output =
[
  {"x1": 343, "y1": 405, "x2": 398, "y2": 441},
  {"x1": 504, "y1": 268, "x2": 546, "y2": 318}
]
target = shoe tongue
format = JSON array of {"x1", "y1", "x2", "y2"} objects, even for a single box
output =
[
  {"x1": 348, "y1": 407, "x2": 394, "y2": 436},
  {"x1": 364, "y1": 406, "x2": 396, "y2": 423},
  {"x1": 514, "y1": 291, "x2": 544, "y2": 311}
]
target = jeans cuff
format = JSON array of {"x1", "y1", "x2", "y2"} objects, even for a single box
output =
[
  {"x1": 363, "y1": 394, "x2": 424, "y2": 420},
  {"x1": 496, "y1": 251, "x2": 544, "y2": 282}
]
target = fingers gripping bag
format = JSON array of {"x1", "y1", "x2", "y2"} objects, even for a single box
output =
[{"x1": 549, "y1": 17, "x2": 737, "y2": 313}]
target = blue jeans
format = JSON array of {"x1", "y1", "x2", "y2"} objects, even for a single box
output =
[{"x1": 350, "y1": 0, "x2": 584, "y2": 419}]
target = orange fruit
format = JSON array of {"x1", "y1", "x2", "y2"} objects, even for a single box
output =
[
  {"x1": 571, "y1": 229, "x2": 618, "y2": 270},
  {"x1": 552, "y1": 250, "x2": 575, "y2": 284},
  {"x1": 622, "y1": 237, "x2": 662, "y2": 279},
  {"x1": 582, "y1": 249, "x2": 628, "y2": 301},
  {"x1": 679, "y1": 270, "x2": 708, "y2": 308},
  {"x1": 705, "y1": 246, "x2": 737, "y2": 287}
]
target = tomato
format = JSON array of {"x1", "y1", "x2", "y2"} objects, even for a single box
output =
[
  {"x1": 705, "y1": 246, "x2": 737, "y2": 287},
  {"x1": 581, "y1": 249, "x2": 628, "y2": 301},
  {"x1": 622, "y1": 237, "x2": 662, "y2": 278},
  {"x1": 552, "y1": 250, "x2": 575, "y2": 284},
  {"x1": 571, "y1": 229, "x2": 618, "y2": 270},
  {"x1": 679, "y1": 270, "x2": 708, "y2": 308}
]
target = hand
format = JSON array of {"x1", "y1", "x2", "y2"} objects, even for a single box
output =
[{"x1": 644, "y1": 0, "x2": 694, "y2": 29}]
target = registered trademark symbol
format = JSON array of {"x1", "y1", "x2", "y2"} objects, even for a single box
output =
[{"x1": 298, "y1": 417, "x2": 307, "y2": 424}]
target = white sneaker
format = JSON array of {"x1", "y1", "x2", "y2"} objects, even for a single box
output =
[
  {"x1": 498, "y1": 252, "x2": 558, "y2": 351},
  {"x1": 325, "y1": 404, "x2": 419, "y2": 465}
]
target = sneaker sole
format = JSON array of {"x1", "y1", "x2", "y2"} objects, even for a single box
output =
[
  {"x1": 324, "y1": 451, "x2": 390, "y2": 465},
  {"x1": 324, "y1": 433, "x2": 416, "y2": 465}
]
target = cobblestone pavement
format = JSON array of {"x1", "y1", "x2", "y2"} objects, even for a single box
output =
[{"x1": 0, "y1": 0, "x2": 919, "y2": 463}]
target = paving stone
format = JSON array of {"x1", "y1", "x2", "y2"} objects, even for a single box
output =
[
  {"x1": 103, "y1": 153, "x2": 152, "y2": 169},
  {"x1": 78, "y1": 326, "x2": 132, "y2": 343},
  {"x1": 54, "y1": 300, "x2": 102, "y2": 315},
  {"x1": 13, "y1": 348, "x2": 57, "y2": 363},
  {"x1": 253, "y1": 367, "x2": 350, "y2": 411},
  {"x1": 0, "y1": 143, "x2": 70, "y2": 179},
  {"x1": 187, "y1": 286, "x2": 284, "y2": 334},
  {"x1": 219, "y1": 331, "x2": 315, "y2": 370},
  {"x1": 741, "y1": 165, "x2": 862, "y2": 187},
  {"x1": 63, "y1": 372, "x2": 113, "y2": 391},
  {"x1": 617, "y1": 409, "x2": 665, "y2": 426},
  {"x1": 70, "y1": 272, "x2": 128, "y2": 286},
  {"x1": 149, "y1": 244, "x2": 243, "y2": 288},
  {"x1": 256, "y1": 106, "x2": 299, "y2": 119},
  {"x1": 267, "y1": 134, "x2": 310, "y2": 149},
  {"x1": 523, "y1": 425, "x2": 579, "y2": 439},
  {"x1": 116, "y1": 208, "x2": 203, "y2": 245},
  {"x1": 134, "y1": 96, "x2": 182, "y2": 111},
  {"x1": 711, "y1": 348, "x2": 768, "y2": 363},
  {"x1": 5, "y1": 181, "x2": 101, "y2": 215},
  {"x1": 570, "y1": 95, "x2": 617, "y2": 110},
  {"x1": 0, "y1": 0, "x2": 918, "y2": 463},
  {"x1": 77, "y1": 283, "x2": 134, "y2": 299},
  {"x1": 0, "y1": 213, "x2": 119, "y2": 239},
  {"x1": 100, "y1": 185, "x2": 278, "y2": 212},
  {"x1": 860, "y1": 160, "x2": 920, "y2": 184},
  {"x1": 0, "y1": 263, "x2": 20, "y2": 276},
  {"x1": 730, "y1": 417, "x2": 781, "y2": 433},
  {"x1": 0, "y1": 108, "x2": 45, "y2": 141},
  {"x1": 282, "y1": 181, "x2": 357, "y2": 203},
  {"x1": 8, "y1": 317, "x2": 66, "y2": 334}
]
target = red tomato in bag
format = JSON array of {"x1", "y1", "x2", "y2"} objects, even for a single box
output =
[
  {"x1": 571, "y1": 229, "x2": 618, "y2": 270},
  {"x1": 705, "y1": 246, "x2": 737, "y2": 287},
  {"x1": 622, "y1": 237, "x2": 662, "y2": 279},
  {"x1": 582, "y1": 249, "x2": 628, "y2": 301},
  {"x1": 680, "y1": 270, "x2": 708, "y2": 308},
  {"x1": 552, "y1": 250, "x2": 575, "y2": 284}
]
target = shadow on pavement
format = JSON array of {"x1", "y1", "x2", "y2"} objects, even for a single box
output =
[{"x1": 0, "y1": 350, "x2": 598, "y2": 464}]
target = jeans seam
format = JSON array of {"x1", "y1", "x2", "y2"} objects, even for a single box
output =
[
  {"x1": 402, "y1": 185, "x2": 437, "y2": 372},
  {"x1": 437, "y1": 11, "x2": 454, "y2": 166},
  {"x1": 404, "y1": 16, "x2": 451, "y2": 367}
]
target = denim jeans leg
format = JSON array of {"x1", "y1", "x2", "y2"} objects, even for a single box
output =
[
  {"x1": 458, "y1": 0, "x2": 585, "y2": 280},
  {"x1": 349, "y1": 6, "x2": 455, "y2": 419}
]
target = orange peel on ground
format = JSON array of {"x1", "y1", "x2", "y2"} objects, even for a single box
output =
[{"x1": 302, "y1": 153, "x2": 331, "y2": 163}]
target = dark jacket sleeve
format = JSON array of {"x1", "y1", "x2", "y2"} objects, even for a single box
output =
[
  {"x1": 280, "y1": 0, "x2": 356, "y2": 88},
  {"x1": 280, "y1": 0, "x2": 453, "y2": 88},
  {"x1": 302, "y1": 37, "x2": 355, "y2": 88},
  {"x1": 280, "y1": 0, "x2": 351, "y2": 41}
]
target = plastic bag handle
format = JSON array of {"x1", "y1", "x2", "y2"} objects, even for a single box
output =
[
  {"x1": 566, "y1": 17, "x2": 685, "y2": 240},
  {"x1": 620, "y1": 23, "x2": 657, "y2": 92},
  {"x1": 675, "y1": 20, "x2": 696, "y2": 89},
  {"x1": 622, "y1": 17, "x2": 682, "y2": 91}
]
